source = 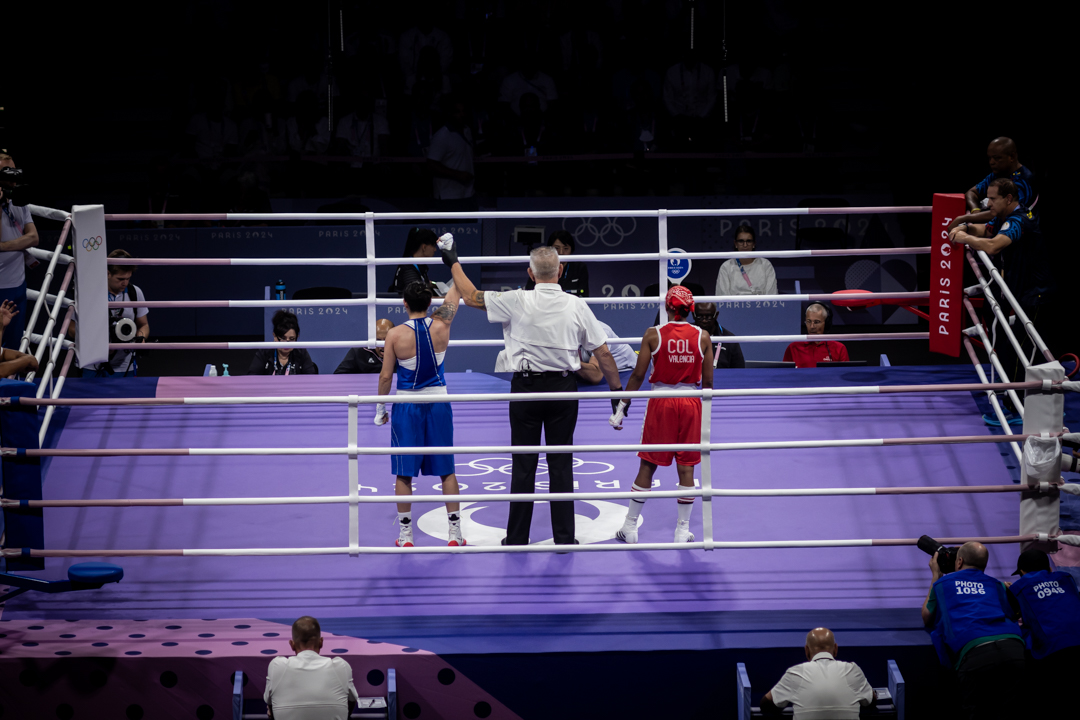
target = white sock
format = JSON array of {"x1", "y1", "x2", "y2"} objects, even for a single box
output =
[
  {"x1": 626, "y1": 484, "x2": 650, "y2": 522},
  {"x1": 677, "y1": 497, "x2": 694, "y2": 524},
  {"x1": 398, "y1": 511, "x2": 412, "y2": 528}
]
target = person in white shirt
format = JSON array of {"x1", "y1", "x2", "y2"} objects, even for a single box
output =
[
  {"x1": 0, "y1": 152, "x2": 38, "y2": 351},
  {"x1": 663, "y1": 50, "x2": 717, "y2": 119},
  {"x1": 80, "y1": 249, "x2": 150, "y2": 377},
  {"x1": 575, "y1": 321, "x2": 637, "y2": 384},
  {"x1": 715, "y1": 225, "x2": 777, "y2": 297},
  {"x1": 265, "y1": 616, "x2": 358, "y2": 720},
  {"x1": 762, "y1": 628, "x2": 875, "y2": 719},
  {"x1": 427, "y1": 96, "x2": 475, "y2": 201},
  {"x1": 499, "y1": 57, "x2": 559, "y2": 117},
  {"x1": 441, "y1": 242, "x2": 623, "y2": 546}
]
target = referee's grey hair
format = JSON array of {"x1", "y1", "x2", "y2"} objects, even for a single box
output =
[{"x1": 529, "y1": 245, "x2": 561, "y2": 281}]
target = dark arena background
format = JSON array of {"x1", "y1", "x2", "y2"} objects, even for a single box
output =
[{"x1": 1, "y1": 3, "x2": 1068, "y2": 719}]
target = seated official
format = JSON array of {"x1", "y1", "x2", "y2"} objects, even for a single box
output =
[
  {"x1": 693, "y1": 302, "x2": 745, "y2": 369},
  {"x1": 334, "y1": 319, "x2": 394, "y2": 374},
  {"x1": 1007, "y1": 549, "x2": 1080, "y2": 713},
  {"x1": 715, "y1": 224, "x2": 777, "y2": 296},
  {"x1": 525, "y1": 230, "x2": 589, "y2": 297},
  {"x1": 249, "y1": 310, "x2": 317, "y2": 375},
  {"x1": 761, "y1": 628, "x2": 874, "y2": 719},
  {"x1": 0, "y1": 299, "x2": 37, "y2": 377},
  {"x1": 77, "y1": 249, "x2": 151, "y2": 377},
  {"x1": 922, "y1": 542, "x2": 1025, "y2": 719},
  {"x1": 783, "y1": 303, "x2": 848, "y2": 368},
  {"x1": 264, "y1": 616, "x2": 358, "y2": 720},
  {"x1": 575, "y1": 320, "x2": 637, "y2": 384},
  {"x1": 389, "y1": 227, "x2": 438, "y2": 295}
]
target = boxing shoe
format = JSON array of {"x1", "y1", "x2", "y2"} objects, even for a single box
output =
[
  {"x1": 615, "y1": 518, "x2": 638, "y2": 544},
  {"x1": 396, "y1": 517, "x2": 414, "y2": 548},
  {"x1": 673, "y1": 520, "x2": 695, "y2": 543},
  {"x1": 447, "y1": 520, "x2": 467, "y2": 547}
]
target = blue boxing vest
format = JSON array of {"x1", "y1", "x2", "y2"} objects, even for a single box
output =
[
  {"x1": 1009, "y1": 570, "x2": 1080, "y2": 659},
  {"x1": 397, "y1": 317, "x2": 446, "y2": 391},
  {"x1": 929, "y1": 569, "x2": 1022, "y2": 667}
]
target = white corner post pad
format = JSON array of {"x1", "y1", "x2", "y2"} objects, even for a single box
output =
[
  {"x1": 71, "y1": 205, "x2": 110, "y2": 367},
  {"x1": 1020, "y1": 360, "x2": 1066, "y2": 551}
]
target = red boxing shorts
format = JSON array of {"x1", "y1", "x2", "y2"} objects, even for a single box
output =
[{"x1": 638, "y1": 397, "x2": 702, "y2": 466}]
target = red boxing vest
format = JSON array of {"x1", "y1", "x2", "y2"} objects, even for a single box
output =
[{"x1": 649, "y1": 322, "x2": 705, "y2": 385}]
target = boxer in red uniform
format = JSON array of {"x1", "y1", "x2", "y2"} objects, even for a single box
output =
[{"x1": 610, "y1": 285, "x2": 713, "y2": 543}]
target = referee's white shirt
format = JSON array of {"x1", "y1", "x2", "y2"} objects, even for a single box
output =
[
  {"x1": 486, "y1": 283, "x2": 608, "y2": 372},
  {"x1": 264, "y1": 650, "x2": 359, "y2": 720},
  {"x1": 768, "y1": 652, "x2": 873, "y2": 720}
]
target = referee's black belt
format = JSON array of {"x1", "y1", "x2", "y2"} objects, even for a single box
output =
[{"x1": 513, "y1": 370, "x2": 570, "y2": 378}]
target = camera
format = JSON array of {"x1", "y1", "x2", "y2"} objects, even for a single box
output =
[
  {"x1": 0, "y1": 167, "x2": 29, "y2": 207},
  {"x1": 110, "y1": 316, "x2": 138, "y2": 343},
  {"x1": 918, "y1": 535, "x2": 958, "y2": 574}
]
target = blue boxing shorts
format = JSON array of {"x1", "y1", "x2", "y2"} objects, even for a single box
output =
[{"x1": 390, "y1": 398, "x2": 455, "y2": 477}]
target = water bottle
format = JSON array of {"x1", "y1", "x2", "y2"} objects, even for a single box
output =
[
  {"x1": 275, "y1": 279, "x2": 286, "y2": 300},
  {"x1": 208, "y1": 365, "x2": 218, "y2": 377},
  {"x1": 222, "y1": 364, "x2": 230, "y2": 376}
]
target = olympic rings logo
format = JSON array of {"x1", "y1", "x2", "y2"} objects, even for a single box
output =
[
  {"x1": 561, "y1": 217, "x2": 637, "y2": 248},
  {"x1": 82, "y1": 236, "x2": 103, "y2": 252},
  {"x1": 453, "y1": 456, "x2": 614, "y2": 477}
]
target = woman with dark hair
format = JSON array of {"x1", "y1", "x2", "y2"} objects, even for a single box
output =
[
  {"x1": 525, "y1": 230, "x2": 589, "y2": 296},
  {"x1": 248, "y1": 310, "x2": 318, "y2": 375},
  {"x1": 389, "y1": 227, "x2": 438, "y2": 294}
]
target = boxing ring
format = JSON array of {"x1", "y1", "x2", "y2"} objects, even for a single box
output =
[{"x1": 2, "y1": 203, "x2": 1077, "y2": 719}]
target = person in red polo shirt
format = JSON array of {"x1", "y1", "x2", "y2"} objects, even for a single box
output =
[{"x1": 783, "y1": 303, "x2": 849, "y2": 368}]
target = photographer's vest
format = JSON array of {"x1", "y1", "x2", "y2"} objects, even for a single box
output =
[
  {"x1": 1009, "y1": 570, "x2": 1080, "y2": 659},
  {"x1": 929, "y1": 569, "x2": 1021, "y2": 667}
]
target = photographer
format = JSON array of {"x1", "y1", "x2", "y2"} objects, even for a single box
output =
[
  {"x1": 1007, "y1": 549, "x2": 1080, "y2": 709},
  {"x1": 80, "y1": 249, "x2": 150, "y2": 377},
  {"x1": 0, "y1": 152, "x2": 39, "y2": 350},
  {"x1": 921, "y1": 541, "x2": 1025, "y2": 718}
]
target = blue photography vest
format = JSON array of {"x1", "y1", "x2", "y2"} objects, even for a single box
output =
[
  {"x1": 1009, "y1": 570, "x2": 1080, "y2": 659},
  {"x1": 929, "y1": 570, "x2": 1022, "y2": 666}
]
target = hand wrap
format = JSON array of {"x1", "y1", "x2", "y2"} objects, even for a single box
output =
[{"x1": 374, "y1": 403, "x2": 389, "y2": 426}]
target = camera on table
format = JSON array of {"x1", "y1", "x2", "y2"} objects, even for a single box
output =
[
  {"x1": 0, "y1": 167, "x2": 29, "y2": 206},
  {"x1": 918, "y1": 535, "x2": 959, "y2": 574}
]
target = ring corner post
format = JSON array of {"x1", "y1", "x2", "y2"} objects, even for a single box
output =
[
  {"x1": 701, "y1": 388, "x2": 715, "y2": 551},
  {"x1": 657, "y1": 209, "x2": 668, "y2": 324},
  {"x1": 365, "y1": 212, "x2": 377, "y2": 351},
  {"x1": 348, "y1": 395, "x2": 360, "y2": 557},
  {"x1": 1019, "y1": 361, "x2": 1065, "y2": 552},
  {"x1": 0, "y1": 380, "x2": 44, "y2": 572},
  {"x1": 928, "y1": 193, "x2": 966, "y2": 358}
]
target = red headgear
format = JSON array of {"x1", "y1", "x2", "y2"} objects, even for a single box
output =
[{"x1": 665, "y1": 285, "x2": 695, "y2": 319}]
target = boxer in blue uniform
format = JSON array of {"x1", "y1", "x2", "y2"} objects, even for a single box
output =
[{"x1": 376, "y1": 279, "x2": 465, "y2": 547}]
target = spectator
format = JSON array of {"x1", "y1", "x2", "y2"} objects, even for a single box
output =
[
  {"x1": 526, "y1": 230, "x2": 588, "y2": 297},
  {"x1": 186, "y1": 82, "x2": 238, "y2": 162},
  {"x1": 715, "y1": 225, "x2": 778, "y2": 297},
  {"x1": 405, "y1": 45, "x2": 452, "y2": 101},
  {"x1": 389, "y1": 228, "x2": 438, "y2": 294},
  {"x1": 574, "y1": 320, "x2": 637, "y2": 384},
  {"x1": 427, "y1": 95, "x2": 475, "y2": 204},
  {"x1": 693, "y1": 302, "x2": 745, "y2": 369},
  {"x1": 499, "y1": 54, "x2": 559, "y2": 117},
  {"x1": 0, "y1": 300, "x2": 38, "y2": 377},
  {"x1": 335, "y1": 319, "x2": 394, "y2": 374},
  {"x1": 783, "y1": 303, "x2": 848, "y2": 368},
  {"x1": 264, "y1": 616, "x2": 358, "y2": 720},
  {"x1": 399, "y1": 12, "x2": 453, "y2": 79},
  {"x1": 80, "y1": 250, "x2": 150, "y2": 378},
  {"x1": 333, "y1": 93, "x2": 390, "y2": 168},
  {"x1": 0, "y1": 153, "x2": 38, "y2": 350},
  {"x1": 286, "y1": 91, "x2": 331, "y2": 155},
  {"x1": 663, "y1": 49, "x2": 716, "y2": 147},
  {"x1": 949, "y1": 137, "x2": 1038, "y2": 230},
  {"x1": 249, "y1": 310, "x2": 317, "y2": 375},
  {"x1": 761, "y1": 627, "x2": 875, "y2": 719},
  {"x1": 1007, "y1": 549, "x2": 1080, "y2": 709},
  {"x1": 922, "y1": 541, "x2": 1025, "y2": 719}
]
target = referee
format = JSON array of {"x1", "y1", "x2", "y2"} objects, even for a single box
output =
[{"x1": 442, "y1": 242, "x2": 624, "y2": 546}]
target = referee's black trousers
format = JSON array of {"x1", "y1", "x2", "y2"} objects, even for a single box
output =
[{"x1": 506, "y1": 372, "x2": 579, "y2": 545}]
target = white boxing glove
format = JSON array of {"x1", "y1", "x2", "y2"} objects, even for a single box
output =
[
  {"x1": 374, "y1": 403, "x2": 389, "y2": 426},
  {"x1": 609, "y1": 400, "x2": 629, "y2": 430},
  {"x1": 437, "y1": 233, "x2": 454, "y2": 252}
]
